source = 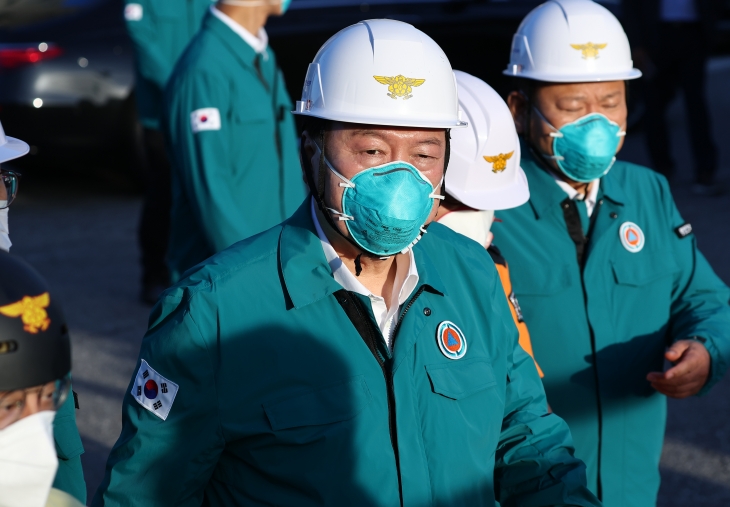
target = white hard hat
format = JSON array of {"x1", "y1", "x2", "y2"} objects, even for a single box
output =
[
  {"x1": 447, "y1": 71, "x2": 529, "y2": 211},
  {"x1": 0, "y1": 122, "x2": 29, "y2": 164},
  {"x1": 293, "y1": 19, "x2": 467, "y2": 129},
  {"x1": 504, "y1": 0, "x2": 641, "y2": 83}
]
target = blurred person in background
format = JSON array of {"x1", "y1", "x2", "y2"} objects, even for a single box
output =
[
  {"x1": 92, "y1": 20, "x2": 599, "y2": 506},
  {"x1": 0, "y1": 251, "x2": 83, "y2": 507},
  {"x1": 163, "y1": 0, "x2": 305, "y2": 284},
  {"x1": 123, "y1": 0, "x2": 214, "y2": 304},
  {"x1": 624, "y1": 0, "x2": 721, "y2": 193},
  {"x1": 0, "y1": 121, "x2": 86, "y2": 505},
  {"x1": 0, "y1": 121, "x2": 23, "y2": 252},
  {"x1": 433, "y1": 70, "x2": 544, "y2": 379},
  {"x1": 498, "y1": 0, "x2": 730, "y2": 505}
]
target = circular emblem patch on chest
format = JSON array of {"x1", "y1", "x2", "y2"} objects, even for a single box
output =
[
  {"x1": 144, "y1": 379, "x2": 159, "y2": 399},
  {"x1": 619, "y1": 221, "x2": 645, "y2": 253},
  {"x1": 436, "y1": 321, "x2": 467, "y2": 360}
]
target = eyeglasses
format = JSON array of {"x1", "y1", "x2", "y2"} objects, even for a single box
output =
[
  {"x1": 0, "y1": 170, "x2": 20, "y2": 209},
  {"x1": 0, "y1": 375, "x2": 70, "y2": 430}
]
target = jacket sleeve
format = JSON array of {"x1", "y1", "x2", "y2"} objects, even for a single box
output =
[
  {"x1": 91, "y1": 290, "x2": 224, "y2": 506},
  {"x1": 166, "y1": 70, "x2": 256, "y2": 253},
  {"x1": 52, "y1": 385, "x2": 87, "y2": 505},
  {"x1": 494, "y1": 327, "x2": 601, "y2": 506},
  {"x1": 124, "y1": 0, "x2": 175, "y2": 89},
  {"x1": 661, "y1": 178, "x2": 730, "y2": 395}
]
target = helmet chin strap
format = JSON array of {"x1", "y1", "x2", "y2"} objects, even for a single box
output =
[{"x1": 521, "y1": 92, "x2": 559, "y2": 175}]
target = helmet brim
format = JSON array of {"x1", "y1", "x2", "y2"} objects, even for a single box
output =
[
  {"x1": 0, "y1": 136, "x2": 30, "y2": 164},
  {"x1": 504, "y1": 68, "x2": 643, "y2": 83},
  {"x1": 293, "y1": 107, "x2": 468, "y2": 130}
]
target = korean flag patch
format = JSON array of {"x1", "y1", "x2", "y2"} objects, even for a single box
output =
[
  {"x1": 190, "y1": 107, "x2": 221, "y2": 133},
  {"x1": 131, "y1": 359, "x2": 179, "y2": 421}
]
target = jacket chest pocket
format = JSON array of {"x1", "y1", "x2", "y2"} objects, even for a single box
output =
[
  {"x1": 264, "y1": 376, "x2": 372, "y2": 431},
  {"x1": 425, "y1": 359, "x2": 497, "y2": 400},
  {"x1": 611, "y1": 253, "x2": 678, "y2": 287}
]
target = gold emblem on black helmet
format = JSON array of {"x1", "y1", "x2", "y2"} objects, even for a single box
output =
[{"x1": 0, "y1": 292, "x2": 51, "y2": 334}]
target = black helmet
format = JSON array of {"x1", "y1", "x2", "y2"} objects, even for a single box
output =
[{"x1": 0, "y1": 251, "x2": 70, "y2": 391}]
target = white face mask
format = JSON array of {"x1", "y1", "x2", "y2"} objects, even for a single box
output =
[
  {"x1": 437, "y1": 209, "x2": 495, "y2": 249},
  {"x1": 0, "y1": 411, "x2": 58, "y2": 507},
  {"x1": 0, "y1": 203, "x2": 10, "y2": 252}
]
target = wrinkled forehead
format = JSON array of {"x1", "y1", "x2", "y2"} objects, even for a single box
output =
[
  {"x1": 327, "y1": 122, "x2": 447, "y2": 147},
  {"x1": 532, "y1": 80, "x2": 626, "y2": 104}
]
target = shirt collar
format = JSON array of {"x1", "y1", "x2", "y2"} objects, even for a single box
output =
[
  {"x1": 210, "y1": 6, "x2": 269, "y2": 56},
  {"x1": 310, "y1": 198, "x2": 419, "y2": 306},
  {"x1": 550, "y1": 170, "x2": 600, "y2": 206}
]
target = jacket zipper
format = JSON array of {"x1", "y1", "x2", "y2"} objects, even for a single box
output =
[
  {"x1": 564, "y1": 197, "x2": 604, "y2": 502},
  {"x1": 334, "y1": 285, "x2": 427, "y2": 506}
]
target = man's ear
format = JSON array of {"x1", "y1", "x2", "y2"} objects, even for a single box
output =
[
  {"x1": 507, "y1": 91, "x2": 528, "y2": 135},
  {"x1": 302, "y1": 130, "x2": 316, "y2": 162}
]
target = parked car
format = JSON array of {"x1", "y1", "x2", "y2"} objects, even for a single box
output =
[{"x1": 0, "y1": 0, "x2": 136, "y2": 170}]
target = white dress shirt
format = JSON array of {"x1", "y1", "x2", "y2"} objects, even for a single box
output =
[
  {"x1": 311, "y1": 199, "x2": 419, "y2": 350},
  {"x1": 210, "y1": 6, "x2": 270, "y2": 59},
  {"x1": 552, "y1": 174, "x2": 601, "y2": 217}
]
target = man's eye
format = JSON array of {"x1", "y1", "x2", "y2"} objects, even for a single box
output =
[{"x1": 365, "y1": 150, "x2": 379, "y2": 155}]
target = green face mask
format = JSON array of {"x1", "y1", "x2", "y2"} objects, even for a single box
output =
[
  {"x1": 533, "y1": 108, "x2": 625, "y2": 183},
  {"x1": 281, "y1": 0, "x2": 291, "y2": 13}
]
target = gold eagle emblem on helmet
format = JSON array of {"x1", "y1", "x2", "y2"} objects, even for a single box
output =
[
  {"x1": 483, "y1": 151, "x2": 514, "y2": 173},
  {"x1": 0, "y1": 292, "x2": 51, "y2": 334},
  {"x1": 373, "y1": 75, "x2": 426, "y2": 100},
  {"x1": 570, "y1": 42, "x2": 608, "y2": 60}
]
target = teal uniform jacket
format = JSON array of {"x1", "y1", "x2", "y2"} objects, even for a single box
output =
[
  {"x1": 124, "y1": 0, "x2": 213, "y2": 130},
  {"x1": 164, "y1": 12, "x2": 306, "y2": 283},
  {"x1": 92, "y1": 200, "x2": 600, "y2": 507},
  {"x1": 52, "y1": 388, "x2": 86, "y2": 504},
  {"x1": 491, "y1": 143, "x2": 730, "y2": 507}
]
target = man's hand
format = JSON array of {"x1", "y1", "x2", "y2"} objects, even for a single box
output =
[{"x1": 647, "y1": 340, "x2": 711, "y2": 399}]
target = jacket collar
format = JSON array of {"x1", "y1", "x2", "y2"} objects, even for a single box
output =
[
  {"x1": 279, "y1": 199, "x2": 447, "y2": 310},
  {"x1": 520, "y1": 138, "x2": 627, "y2": 219},
  {"x1": 203, "y1": 9, "x2": 259, "y2": 71}
]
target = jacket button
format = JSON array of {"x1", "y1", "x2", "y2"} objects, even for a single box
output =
[
  {"x1": 610, "y1": 212, "x2": 618, "y2": 219},
  {"x1": 423, "y1": 308, "x2": 432, "y2": 316}
]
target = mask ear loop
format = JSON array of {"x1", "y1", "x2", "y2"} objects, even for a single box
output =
[
  {"x1": 301, "y1": 130, "x2": 367, "y2": 252},
  {"x1": 522, "y1": 94, "x2": 575, "y2": 173},
  {"x1": 312, "y1": 143, "x2": 355, "y2": 221}
]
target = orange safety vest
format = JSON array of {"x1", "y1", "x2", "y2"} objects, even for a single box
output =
[{"x1": 487, "y1": 245, "x2": 544, "y2": 378}]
